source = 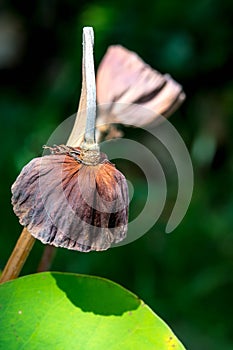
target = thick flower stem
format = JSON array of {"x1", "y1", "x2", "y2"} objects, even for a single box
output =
[
  {"x1": 0, "y1": 228, "x2": 35, "y2": 283},
  {"x1": 67, "y1": 27, "x2": 98, "y2": 150},
  {"x1": 82, "y1": 27, "x2": 97, "y2": 147}
]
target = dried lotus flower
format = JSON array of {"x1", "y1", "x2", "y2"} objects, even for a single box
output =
[
  {"x1": 12, "y1": 146, "x2": 128, "y2": 252},
  {"x1": 11, "y1": 28, "x2": 129, "y2": 253}
]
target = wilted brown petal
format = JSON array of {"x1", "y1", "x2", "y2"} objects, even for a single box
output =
[
  {"x1": 96, "y1": 45, "x2": 185, "y2": 127},
  {"x1": 11, "y1": 150, "x2": 128, "y2": 252}
]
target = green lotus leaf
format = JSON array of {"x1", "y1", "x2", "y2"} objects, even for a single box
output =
[{"x1": 0, "y1": 272, "x2": 186, "y2": 349}]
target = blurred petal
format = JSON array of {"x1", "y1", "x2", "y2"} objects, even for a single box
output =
[{"x1": 96, "y1": 45, "x2": 185, "y2": 127}]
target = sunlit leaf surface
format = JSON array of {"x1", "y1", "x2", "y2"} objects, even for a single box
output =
[{"x1": 0, "y1": 272, "x2": 186, "y2": 349}]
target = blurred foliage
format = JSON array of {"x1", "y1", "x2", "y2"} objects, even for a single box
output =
[{"x1": 0, "y1": 0, "x2": 233, "y2": 349}]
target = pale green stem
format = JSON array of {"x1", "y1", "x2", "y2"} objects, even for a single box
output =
[{"x1": 67, "y1": 27, "x2": 98, "y2": 150}]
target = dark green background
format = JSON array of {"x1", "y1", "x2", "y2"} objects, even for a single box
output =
[{"x1": 1, "y1": 1, "x2": 233, "y2": 349}]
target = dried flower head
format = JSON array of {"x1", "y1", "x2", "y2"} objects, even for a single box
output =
[
  {"x1": 11, "y1": 27, "x2": 129, "y2": 252},
  {"x1": 12, "y1": 145, "x2": 128, "y2": 252}
]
